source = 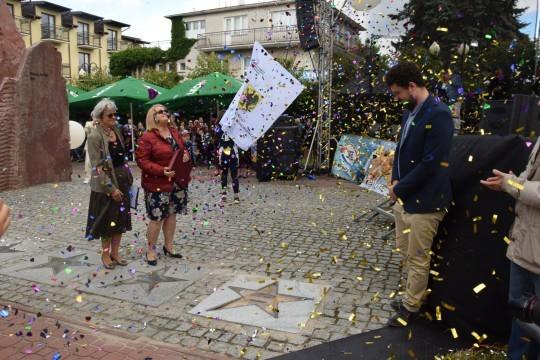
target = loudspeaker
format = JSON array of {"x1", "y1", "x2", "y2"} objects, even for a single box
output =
[
  {"x1": 257, "y1": 119, "x2": 302, "y2": 182},
  {"x1": 295, "y1": 0, "x2": 319, "y2": 51},
  {"x1": 510, "y1": 95, "x2": 540, "y2": 137},
  {"x1": 479, "y1": 100, "x2": 513, "y2": 136}
]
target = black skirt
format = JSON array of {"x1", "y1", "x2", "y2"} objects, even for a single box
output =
[{"x1": 85, "y1": 166, "x2": 132, "y2": 240}]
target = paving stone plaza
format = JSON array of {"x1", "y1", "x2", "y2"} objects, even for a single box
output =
[{"x1": 0, "y1": 164, "x2": 401, "y2": 359}]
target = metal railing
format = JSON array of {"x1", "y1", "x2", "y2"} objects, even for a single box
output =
[
  {"x1": 196, "y1": 26, "x2": 299, "y2": 50},
  {"x1": 61, "y1": 64, "x2": 71, "y2": 78},
  {"x1": 107, "y1": 39, "x2": 118, "y2": 51},
  {"x1": 15, "y1": 16, "x2": 31, "y2": 35},
  {"x1": 77, "y1": 34, "x2": 101, "y2": 48},
  {"x1": 41, "y1": 25, "x2": 70, "y2": 42}
]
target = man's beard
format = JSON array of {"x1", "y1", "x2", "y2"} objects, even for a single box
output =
[{"x1": 404, "y1": 98, "x2": 417, "y2": 111}]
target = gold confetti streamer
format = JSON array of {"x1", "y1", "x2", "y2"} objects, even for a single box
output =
[
  {"x1": 508, "y1": 179, "x2": 525, "y2": 190},
  {"x1": 451, "y1": 328, "x2": 459, "y2": 339},
  {"x1": 473, "y1": 283, "x2": 486, "y2": 294}
]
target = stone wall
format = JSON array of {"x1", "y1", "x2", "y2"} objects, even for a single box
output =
[{"x1": 0, "y1": 0, "x2": 71, "y2": 191}]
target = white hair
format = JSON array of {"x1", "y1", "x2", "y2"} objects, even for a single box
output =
[{"x1": 90, "y1": 98, "x2": 118, "y2": 122}]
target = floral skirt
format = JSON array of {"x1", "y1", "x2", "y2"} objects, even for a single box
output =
[{"x1": 144, "y1": 184, "x2": 188, "y2": 221}]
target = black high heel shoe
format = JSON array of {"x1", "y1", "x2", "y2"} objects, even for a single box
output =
[
  {"x1": 145, "y1": 253, "x2": 157, "y2": 266},
  {"x1": 163, "y1": 246, "x2": 183, "y2": 259}
]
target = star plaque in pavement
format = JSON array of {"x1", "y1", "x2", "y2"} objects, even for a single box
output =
[
  {"x1": 208, "y1": 282, "x2": 313, "y2": 319},
  {"x1": 24, "y1": 254, "x2": 92, "y2": 276},
  {"x1": 0, "y1": 242, "x2": 24, "y2": 254},
  {"x1": 106, "y1": 268, "x2": 187, "y2": 295}
]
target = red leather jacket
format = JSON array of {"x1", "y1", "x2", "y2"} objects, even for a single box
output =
[{"x1": 136, "y1": 128, "x2": 192, "y2": 193}]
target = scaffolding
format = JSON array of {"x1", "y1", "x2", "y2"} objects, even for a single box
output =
[{"x1": 305, "y1": 0, "x2": 335, "y2": 172}]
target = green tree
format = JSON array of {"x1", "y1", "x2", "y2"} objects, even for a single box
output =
[
  {"x1": 73, "y1": 67, "x2": 119, "y2": 91},
  {"x1": 189, "y1": 52, "x2": 231, "y2": 78},
  {"x1": 109, "y1": 47, "x2": 166, "y2": 77},
  {"x1": 167, "y1": 17, "x2": 197, "y2": 62},
  {"x1": 138, "y1": 69, "x2": 182, "y2": 89},
  {"x1": 391, "y1": 0, "x2": 527, "y2": 66}
]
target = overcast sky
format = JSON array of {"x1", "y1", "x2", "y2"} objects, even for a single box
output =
[{"x1": 50, "y1": 0, "x2": 539, "y2": 43}]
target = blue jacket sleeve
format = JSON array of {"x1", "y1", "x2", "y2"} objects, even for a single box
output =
[{"x1": 393, "y1": 108, "x2": 453, "y2": 200}]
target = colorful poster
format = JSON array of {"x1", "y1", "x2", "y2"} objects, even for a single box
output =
[
  {"x1": 332, "y1": 135, "x2": 397, "y2": 196},
  {"x1": 359, "y1": 141, "x2": 396, "y2": 196},
  {"x1": 220, "y1": 42, "x2": 304, "y2": 150},
  {"x1": 331, "y1": 135, "x2": 381, "y2": 183}
]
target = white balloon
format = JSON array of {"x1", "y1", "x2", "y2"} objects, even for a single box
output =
[
  {"x1": 349, "y1": 0, "x2": 382, "y2": 11},
  {"x1": 69, "y1": 120, "x2": 86, "y2": 150}
]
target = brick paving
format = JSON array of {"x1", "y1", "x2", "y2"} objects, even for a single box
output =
[
  {"x1": 0, "y1": 301, "x2": 227, "y2": 360},
  {"x1": 0, "y1": 162, "x2": 400, "y2": 359}
]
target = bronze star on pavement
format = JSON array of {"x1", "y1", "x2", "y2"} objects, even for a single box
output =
[
  {"x1": 105, "y1": 268, "x2": 187, "y2": 295},
  {"x1": 209, "y1": 282, "x2": 313, "y2": 318}
]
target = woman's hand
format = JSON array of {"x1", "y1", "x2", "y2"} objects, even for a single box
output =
[
  {"x1": 183, "y1": 150, "x2": 190, "y2": 163},
  {"x1": 0, "y1": 201, "x2": 11, "y2": 238},
  {"x1": 111, "y1": 189, "x2": 123, "y2": 202},
  {"x1": 164, "y1": 167, "x2": 176, "y2": 178}
]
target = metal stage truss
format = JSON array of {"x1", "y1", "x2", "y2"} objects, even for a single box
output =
[{"x1": 305, "y1": 0, "x2": 335, "y2": 172}]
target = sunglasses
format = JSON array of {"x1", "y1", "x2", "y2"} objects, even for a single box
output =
[
  {"x1": 105, "y1": 113, "x2": 117, "y2": 119},
  {"x1": 156, "y1": 109, "x2": 169, "y2": 115}
]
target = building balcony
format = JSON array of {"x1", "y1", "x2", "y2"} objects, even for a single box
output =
[
  {"x1": 41, "y1": 25, "x2": 70, "y2": 43},
  {"x1": 15, "y1": 16, "x2": 31, "y2": 35},
  {"x1": 62, "y1": 64, "x2": 71, "y2": 78},
  {"x1": 196, "y1": 26, "x2": 299, "y2": 51},
  {"x1": 107, "y1": 40, "x2": 118, "y2": 52},
  {"x1": 77, "y1": 34, "x2": 101, "y2": 49}
]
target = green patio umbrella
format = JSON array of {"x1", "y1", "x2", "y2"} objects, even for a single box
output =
[
  {"x1": 147, "y1": 72, "x2": 242, "y2": 113},
  {"x1": 69, "y1": 77, "x2": 168, "y2": 116},
  {"x1": 66, "y1": 83, "x2": 86, "y2": 103}
]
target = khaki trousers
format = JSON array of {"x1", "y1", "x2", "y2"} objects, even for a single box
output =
[{"x1": 393, "y1": 202, "x2": 445, "y2": 312}]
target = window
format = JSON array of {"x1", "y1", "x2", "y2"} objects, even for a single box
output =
[
  {"x1": 225, "y1": 15, "x2": 248, "y2": 32},
  {"x1": 79, "y1": 52, "x2": 90, "y2": 73},
  {"x1": 78, "y1": 22, "x2": 89, "y2": 45},
  {"x1": 108, "y1": 30, "x2": 117, "y2": 50},
  {"x1": 243, "y1": 56, "x2": 251, "y2": 75},
  {"x1": 6, "y1": 3, "x2": 14, "y2": 17},
  {"x1": 185, "y1": 20, "x2": 206, "y2": 39},
  {"x1": 178, "y1": 62, "x2": 186, "y2": 71},
  {"x1": 41, "y1": 13, "x2": 56, "y2": 38},
  {"x1": 271, "y1": 11, "x2": 296, "y2": 28}
]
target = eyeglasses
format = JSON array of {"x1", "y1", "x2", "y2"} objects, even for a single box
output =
[
  {"x1": 106, "y1": 113, "x2": 117, "y2": 119},
  {"x1": 156, "y1": 109, "x2": 169, "y2": 116}
]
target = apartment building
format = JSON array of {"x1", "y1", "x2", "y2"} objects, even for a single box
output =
[
  {"x1": 4, "y1": 0, "x2": 147, "y2": 82},
  {"x1": 166, "y1": 0, "x2": 364, "y2": 80}
]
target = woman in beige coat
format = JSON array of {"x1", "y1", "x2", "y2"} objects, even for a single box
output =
[
  {"x1": 481, "y1": 137, "x2": 540, "y2": 359},
  {"x1": 85, "y1": 98, "x2": 133, "y2": 269}
]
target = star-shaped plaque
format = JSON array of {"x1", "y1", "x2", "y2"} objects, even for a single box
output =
[
  {"x1": 106, "y1": 268, "x2": 187, "y2": 295},
  {"x1": 208, "y1": 282, "x2": 313, "y2": 318},
  {"x1": 24, "y1": 254, "x2": 92, "y2": 276},
  {"x1": 0, "y1": 242, "x2": 24, "y2": 254}
]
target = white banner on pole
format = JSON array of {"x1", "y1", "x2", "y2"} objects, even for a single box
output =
[{"x1": 220, "y1": 42, "x2": 304, "y2": 150}]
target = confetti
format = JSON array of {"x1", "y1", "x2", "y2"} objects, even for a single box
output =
[
  {"x1": 473, "y1": 283, "x2": 486, "y2": 294},
  {"x1": 451, "y1": 328, "x2": 459, "y2": 339}
]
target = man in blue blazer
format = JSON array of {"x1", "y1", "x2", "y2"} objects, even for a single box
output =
[{"x1": 385, "y1": 62, "x2": 454, "y2": 327}]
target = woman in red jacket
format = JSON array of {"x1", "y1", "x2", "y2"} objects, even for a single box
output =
[{"x1": 136, "y1": 104, "x2": 192, "y2": 266}]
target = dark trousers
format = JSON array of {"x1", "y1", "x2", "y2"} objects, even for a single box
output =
[
  {"x1": 508, "y1": 262, "x2": 540, "y2": 360},
  {"x1": 221, "y1": 156, "x2": 239, "y2": 194}
]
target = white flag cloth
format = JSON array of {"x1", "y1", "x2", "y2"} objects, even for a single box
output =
[{"x1": 219, "y1": 42, "x2": 304, "y2": 150}]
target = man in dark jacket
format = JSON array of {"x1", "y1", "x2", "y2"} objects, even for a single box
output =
[{"x1": 385, "y1": 62, "x2": 454, "y2": 327}]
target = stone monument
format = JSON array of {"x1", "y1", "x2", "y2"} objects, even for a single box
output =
[{"x1": 0, "y1": 0, "x2": 71, "y2": 191}]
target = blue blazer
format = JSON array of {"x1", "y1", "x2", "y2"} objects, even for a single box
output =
[{"x1": 391, "y1": 95, "x2": 454, "y2": 214}]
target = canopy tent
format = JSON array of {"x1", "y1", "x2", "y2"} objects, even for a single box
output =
[
  {"x1": 66, "y1": 83, "x2": 86, "y2": 102},
  {"x1": 146, "y1": 72, "x2": 242, "y2": 114},
  {"x1": 69, "y1": 77, "x2": 168, "y2": 117}
]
